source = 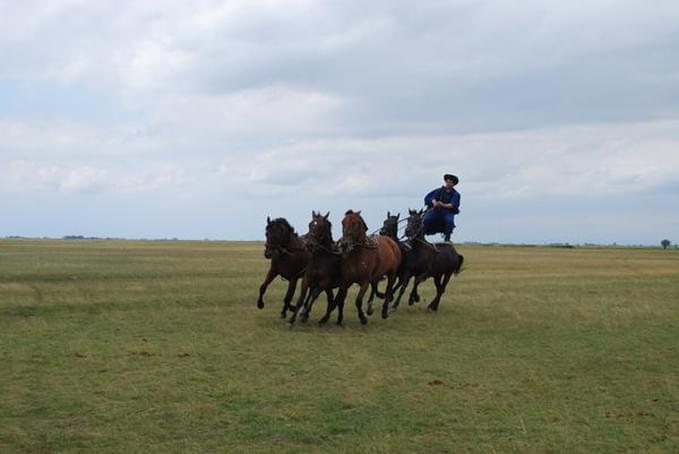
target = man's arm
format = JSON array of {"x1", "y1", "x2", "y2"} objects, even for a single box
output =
[
  {"x1": 424, "y1": 188, "x2": 440, "y2": 208},
  {"x1": 439, "y1": 192, "x2": 460, "y2": 212},
  {"x1": 448, "y1": 192, "x2": 460, "y2": 213}
]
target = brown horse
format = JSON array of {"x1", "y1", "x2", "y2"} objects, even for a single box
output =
[
  {"x1": 257, "y1": 217, "x2": 308, "y2": 318},
  {"x1": 288, "y1": 211, "x2": 342, "y2": 327},
  {"x1": 329, "y1": 210, "x2": 402, "y2": 325}
]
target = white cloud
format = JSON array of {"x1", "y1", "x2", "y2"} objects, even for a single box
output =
[
  {"x1": 2, "y1": 1, "x2": 679, "y2": 242},
  {"x1": 3, "y1": 116, "x2": 678, "y2": 199}
]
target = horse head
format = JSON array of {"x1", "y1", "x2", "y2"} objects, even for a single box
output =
[
  {"x1": 265, "y1": 217, "x2": 295, "y2": 258},
  {"x1": 405, "y1": 209, "x2": 425, "y2": 240},
  {"x1": 341, "y1": 210, "x2": 368, "y2": 253},
  {"x1": 307, "y1": 211, "x2": 333, "y2": 251},
  {"x1": 379, "y1": 211, "x2": 400, "y2": 239}
]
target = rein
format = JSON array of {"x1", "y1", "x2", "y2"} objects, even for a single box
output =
[
  {"x1": 343, "y1": 236, "x2": 379, "y2": 253},
  {"x1": 405, "y1": 220, "x2": 439, "y2": 253},
  {"x1": 265, "y1": 235, "x2": 306, "y2": 256},
  {"x1": 308, "y1": 240, "x2": 342, "y2": 256},
  {"x1": 266, "y1": 244, "x2": 305, "y2": 256},
  {"x1": 413, "y1": 236, "x2": 439, "y2": 253},
  {"x1": 371, "y1": 217, "x2": 408, "y2": 236}
]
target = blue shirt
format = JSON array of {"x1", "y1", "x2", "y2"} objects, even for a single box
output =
[{"x1": 424, "y1": 187, "x2": 461, "y2": 214}]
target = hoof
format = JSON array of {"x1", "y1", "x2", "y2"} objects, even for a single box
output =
[
  {"x1": 300, "y1": 315, "x2": 309, "y2": 323},
  {"x1": 426, "y1": 306, "x2": 437, "y2": 313},
  {"x1": 318, "y1": 317, "x2": 329, "y2": 326},
  {"x1": 366, "y1": 307, "x2": 374, "y2": 316},
  {"x1": 381, "y1": 311, "x2": 389, "y2": 320},
  {"x1": 389, "y1": 306, "x2": 398, "y2": 314},
  {"x1": 287, "y1": 321, "x2": 295, "y2": 330},
  {"x1": 360, "y1": 317, "x2": 368, "y2": 325},
  {"x1": 336, "y1": 321, "x2": 344, "y2": 327},
  {"x1": 257, "y1": 301, "x2": 264, "y2": 309},
  {"x1": 280, "y1": 312, "x2": 287, "y2": 319}
]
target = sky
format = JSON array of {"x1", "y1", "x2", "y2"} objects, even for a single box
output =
[{"x1": 1, "y1": 0, "x2": 678, "y2": 244}]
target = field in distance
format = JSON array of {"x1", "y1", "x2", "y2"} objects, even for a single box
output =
[{"x1": 1, "y1": 239, "x2": 678, "y2": 452}]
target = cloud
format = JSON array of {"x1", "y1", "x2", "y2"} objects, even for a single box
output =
[
  {"x1": 1, "y1": 1, "x2": 679, "y2": 242},
  {"x1": 218, "y1": 119, "x2": 679, "y2": 200},
  {"x1": 3, "y1": 114, "x2": 679, "y2": 201},
  {"x1": 3, "y1": 1, "x2": 679, "y2": 132}
]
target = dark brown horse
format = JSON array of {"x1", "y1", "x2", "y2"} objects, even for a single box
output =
[
  {"x1": 257, "y1": 217, "x2": 308, "y2": 318},
  {"x1": 391, "y1": 209, "x2": 464, "y2": 312},
  {"x1": 288, "y1": 211, "x2": 342, "y2": 327},
  {"x1": 329, "y1": 210, "x2": 402, "y2": 325}
]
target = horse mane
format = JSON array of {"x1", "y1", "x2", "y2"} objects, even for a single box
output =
[
  {"x1": 343, "y1": 210, "x2": 368, "y2": 235},
  {"x1": 270, "y1": 217, "x2": 297, "y2": 236}
]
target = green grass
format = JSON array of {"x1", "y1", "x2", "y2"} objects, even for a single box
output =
[{"x1": 1, "y1": 240, "x2": 678, "y2": 453}]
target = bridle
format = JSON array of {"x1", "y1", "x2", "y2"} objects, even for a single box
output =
[
  {"x1": 265, "y1": 224, "x2": 305, "y2": 257},
  {"x1": 373, "y1": 216, "x2": 408, "y2": 237},
  {"x1": 405, "y1": 215, "x2": 439, "y2": 252},
  {"x1": 306, "y1": 223, "x2": 342, "y2": 256}
]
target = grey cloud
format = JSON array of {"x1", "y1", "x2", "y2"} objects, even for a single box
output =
[
  {"x1": 2, "y1": 1, "x2": 679, "y2": 243},
  {"x1": 4, "y1": 1, "x2": 679, "y2": 135}
]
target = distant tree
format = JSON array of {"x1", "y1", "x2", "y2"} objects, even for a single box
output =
[{"x1": 661, "y1": 239, "x2": 671, "y2": 249}]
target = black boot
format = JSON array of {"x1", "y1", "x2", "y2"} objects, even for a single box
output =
[{"x1": 444, "y1": 233, "x2": 451, "y2": 242}]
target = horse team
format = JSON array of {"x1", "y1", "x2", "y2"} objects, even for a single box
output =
[{"x1": 258, "y1": 209, "x2": 464, "y2": 327}]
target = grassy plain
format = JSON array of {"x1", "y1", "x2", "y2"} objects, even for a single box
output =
[{"x1": 1, "y1": 239, "x2": 678, "y2": 453}]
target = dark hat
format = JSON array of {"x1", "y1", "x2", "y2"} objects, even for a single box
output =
[{"x1": 443, "y1": 174, "x2": 459, "y2": 184}]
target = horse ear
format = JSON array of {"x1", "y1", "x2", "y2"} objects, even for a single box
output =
[
  {"x1": 409, "y1": 209, "x2": 415, "y2": 215},
  {"x1": 356, "y1": 210, "x2": 361, "y2": 216},
  {"x1": 267, "y1": 216, "x2": 271, "y2": 225},
  {"x1": 419, "y1": 209, "x2": 425, "y2": 216},
  {"x1": 324, "y1": 212, "x2": 330, "y2": 219},
  {"x1": 396, "y1": 213, "x2": 400, "y2": 221},
  {"x1": 387, "y1": 210, "x2": 391, "y2": 218}
]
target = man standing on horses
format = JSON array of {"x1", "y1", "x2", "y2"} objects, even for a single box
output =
[{"x1": 423, "y1": 174, "x2": 460, "y2": 242}]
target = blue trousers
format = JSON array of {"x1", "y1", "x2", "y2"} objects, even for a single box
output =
[{"x1": 423, "y1": 209, "x2": 455, "y2": 237}]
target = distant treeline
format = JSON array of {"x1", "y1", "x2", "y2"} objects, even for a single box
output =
[
  {"x1": 62, "y1": 235, "x2": 123, "y2": 240},
  {"x1": 2, "y1": 236, "x2": 674, "y2": 248},
  {"x1": 3, "y1": 235, "x2": 178, "y2": 241}
]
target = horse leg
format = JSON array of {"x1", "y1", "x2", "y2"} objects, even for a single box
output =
[
  {"x1": 409, "y1": 272, "x2": 429, "y2": 305},
  {"x1": 412, "y1": 282, "x2": 422, "y2": 303},
  {"x1": 257, "y1": 268, "x2": 277, "y2": 309},
  {"x1": 374, "y1": 279, "x2": 386, "y2": 300},
  {"x1": 281, "y1": 278, "x2": 298, "y2": 319},
  {"x1": 288, "y1": 282, "x2": 313, "y2": 328},
  {"x1": 427, "y1": 274, "x2": 443, "y2": 312},
  {"x1": 391, "y1": 263, "x2": 406, "y2": 297},
  {"x1": 382, "y1": 272, "x2": 397, "y2": 319},
  {"x1": 317, "y1": 287, "x2": 335, "y2": 326},
  {"x1": 432, "y1": 271, "x2": 453, "y2": 312},
  {"x1": 320, "y1": 286, "x2": 345, "y2": 326},
  {"x1": 301, "y1": 286, "x2": 323, "y2": 323},
  {"x1": 355, "y1": 281, "x2": 370, "y2": 325},
  {"x1": 390, "y1": 275, "x2": 403, "y2": 297},
  {"x1": 335, "y1": 286, "x2": 348, "y2": 326},
  {"x1": 366, "y1": 281, "x2": 378, "y2": 316},
  {"x1": 310, "y1": 289, "x2": 334, "y2": 323},
  {"x1": 289, "y1": 276, "x2": 309, "y2": 322},
  {"x1": 391, "y1": 271, "x2": 412, "y2": 312}
]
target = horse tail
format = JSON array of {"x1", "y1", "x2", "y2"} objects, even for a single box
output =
[{"x1": 454, "y1": 254, "x2": 464, "y2": 275}]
